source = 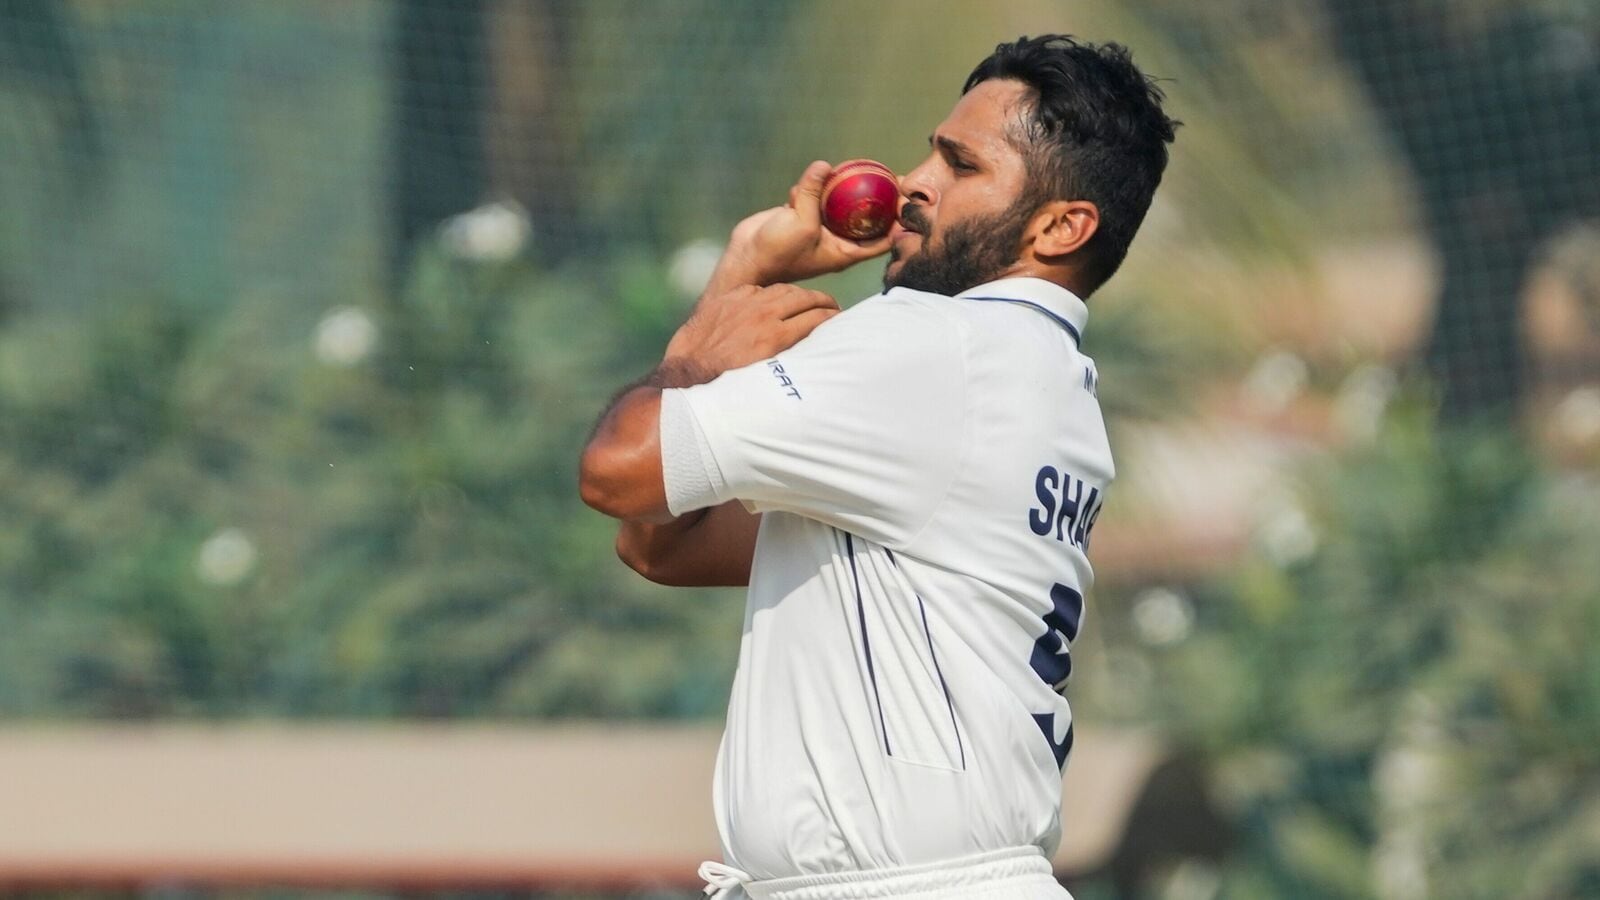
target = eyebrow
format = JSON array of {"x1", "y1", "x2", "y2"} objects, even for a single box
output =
[{"x1": 930, "y1": 134, "x2": 975, "y2": 159}]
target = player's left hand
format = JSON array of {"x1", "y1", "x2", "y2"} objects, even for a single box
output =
[
  {"x1": 719, "y1": 161, "x2": 895, "y2": 287},
  {"x1": 663, "y1": 282, "x2": 839, "y2": 379}
]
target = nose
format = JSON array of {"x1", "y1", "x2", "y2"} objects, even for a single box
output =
[{"x1": 899, "y1": 161, "x2": 940, "y2": 209}]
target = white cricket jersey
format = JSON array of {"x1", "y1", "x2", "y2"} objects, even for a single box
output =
[{"x1": 659, "y1": 276, "x2": 1112, "y2": 880}]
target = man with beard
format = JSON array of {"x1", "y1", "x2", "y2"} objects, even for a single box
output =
[{"x1": 581, "y1": 34, "x2": 1177, "y2": 899}]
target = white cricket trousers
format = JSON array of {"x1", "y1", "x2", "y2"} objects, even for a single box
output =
[{"x1": 699, "y1": 846, "x2": 1074, "y2": 899}]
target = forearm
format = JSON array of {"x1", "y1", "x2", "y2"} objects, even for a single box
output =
[
  {"x1": 616, "y1": 509, "x2": 706, "y2": 579},
  {"x1": 702, "y1": 244, "x2": 769, "y2": 299},
  {"x1": 616, "y1": 501, "x2": 759, "y2": 587}
]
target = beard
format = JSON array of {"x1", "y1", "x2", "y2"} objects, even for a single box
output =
[{"x1": 883, "y1": 194, "x2": 1036, "y2": 296}]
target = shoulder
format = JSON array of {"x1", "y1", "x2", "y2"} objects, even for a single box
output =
[
  {"x1": 769, "y1": 288, "x2": 968, "y2": 400},
  {"x1": 812, "y1": 288, "x2": 966, "y2": 360},
  {"x1": 840, "y1": 286, "x2": 959, "y2": 321}
]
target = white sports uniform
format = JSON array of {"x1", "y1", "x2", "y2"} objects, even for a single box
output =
[{"x1": 659, "y1": 277, "x2": 1111, "y2": 898}]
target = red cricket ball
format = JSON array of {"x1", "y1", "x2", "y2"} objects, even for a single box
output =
[{"x1": 820, "y1": 159, "x2": 899, "y2": 241}]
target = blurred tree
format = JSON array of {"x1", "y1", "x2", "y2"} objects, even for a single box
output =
[
  {"x1": 0, "y1": 0, "x2": 101, "y2": 324},
  {"x1": 483, "y1": 0, "x2": 583, "y2": 260},
  {"x1": 0, "y1": 233, "x2": 744, "y2": 718},
  {"x1": 391, "y1": 0, "x2": 587, "y2": 269},
  {"x1": 391, "y1": 0, "x2": 489, "y2": 280},
  {"x1": 0, "y1": 0, "x2": 102, "y2": 197},
  {"x1": 1326, "y1": 0, "x2": 1600, "y2": 421},
  {"x1": 1099, "y1": 404, "x2": 1600, "y2": 898}
]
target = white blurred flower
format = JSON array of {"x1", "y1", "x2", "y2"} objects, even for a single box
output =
[
  {"x1": 1242, "y1": 349, "x2": 1309, "y2": 415},
  {"x1": 1374, "y1": 830, "x2": 1429, "y2": 900},
  {"x1": 1376, "y1": 744, "x2": 1442, "y2": 810},
  {"x1": 1335, "y1": 364, "x2": 1398, "y2": 444},
  {"x1": 1555, "y1": 386, "x2": 1600, "y2": 445},
  {"x1": 1374, "y1": 695, "x2": 1445, "y2": 900},
  {"x1": 314, "y1": 307, "x2": 378, "y2": 367},
  {"x1": 668, "y1": 238, "x2": 724, "y2": 300},
  {"x1": 1131, "y1": 586, "x2": 1195, "y2": 647},
  {"x1": 1256, "y1": 494, "x2": 1318, "y2": 567},
  {"x1": 440, "y1": 199, "x2": 530, "y2": 262},
  {"x1": 1159, "y1": 860, "x2": 1221, "y2": 900},
  {"x1": 196, "y1": 527, "x2": 258, "y2": 586}
]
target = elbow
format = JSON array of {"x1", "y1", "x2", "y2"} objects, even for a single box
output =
[
  {"x1": 579, "y1": 443, "x2": 628, "y2": 519},
  {"x1": 579, "y1": 441, "x2": 665, "y2": 521},
  {"x1": 580, "y1": 387, "x2": 667, "y2": 521}
]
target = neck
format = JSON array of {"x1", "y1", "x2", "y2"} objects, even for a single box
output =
[{"x1": 1003, "y1": 260, "x2": 1079, "y2": 296}]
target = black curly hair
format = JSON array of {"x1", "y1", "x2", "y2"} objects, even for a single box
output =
[{"x1": 965, "y1": 35, "x2": 1180, "y2": 294}]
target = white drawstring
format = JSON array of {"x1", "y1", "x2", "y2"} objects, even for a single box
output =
[{"x1": 699, "y1": 859, "x2": 753, "y2": 899}]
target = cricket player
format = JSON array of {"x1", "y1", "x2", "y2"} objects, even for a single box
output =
[{"x1": 580, "y1": 35, "x2": 1177, "y2": 899}]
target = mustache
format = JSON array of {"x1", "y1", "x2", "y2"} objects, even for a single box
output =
[{"x1": 899, "y1": 203, "x2": 932, "y2": 235}]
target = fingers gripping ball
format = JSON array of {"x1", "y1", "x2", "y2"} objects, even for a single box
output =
[{"x1": 820, "y1": 159, "x2": 899, "y2": 241}]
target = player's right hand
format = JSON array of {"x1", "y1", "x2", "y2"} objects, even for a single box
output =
[
  {"x1": 723, "y1": 161, "x2": 895, "y2": 286},
  {"x1": 663, "y1": 283, "x2": 839, "y2": 378}
]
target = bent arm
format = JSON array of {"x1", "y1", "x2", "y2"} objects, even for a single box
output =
[
  {"x1": 616, "y1": 501, "x2": 761, "y2": 587},
  {"x1": 580, "y1": 376, "x2": 760, "y2": 586},
  {"x1": 580, "y1": 172, "x2": 876, "y2": 586},
  {"x1": 580, "y1": 281, "x2": 839, "y2": 523}
]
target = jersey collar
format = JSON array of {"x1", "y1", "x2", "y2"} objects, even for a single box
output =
[{"x1": 956, "y1": 276, "x2": 1088, "y2": 346}]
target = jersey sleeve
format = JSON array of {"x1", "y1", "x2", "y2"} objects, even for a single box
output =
[{"x1": 664, "y1": 295, "x2": 967, "y2": 548}]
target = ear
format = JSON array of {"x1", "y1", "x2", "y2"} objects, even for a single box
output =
[{"x1": 1027, "y1": 200, "x2": 1099, "y2": 259}]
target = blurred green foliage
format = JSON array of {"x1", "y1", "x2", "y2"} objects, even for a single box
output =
[
  {"x1": 1087, "y1": 404, "x2": 1600, "y2": 898},
  {"x1": 0, "y1": 244, "x2": 743, "y2": 719},
  {"x1": 1, "y1": 2, "x2": 1597, "y2": 898}
]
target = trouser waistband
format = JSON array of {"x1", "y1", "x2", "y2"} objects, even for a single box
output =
[{"x1": 744, "y1": 846, "x2": 1053, "y2": 900}]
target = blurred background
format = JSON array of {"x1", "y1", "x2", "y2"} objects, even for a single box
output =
[{"x1": 0, "y1": 0, "x2": 1597, "y2": 898}]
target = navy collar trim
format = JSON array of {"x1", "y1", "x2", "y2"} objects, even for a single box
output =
[
  {"x1": 955, "y1": 277, "x2": 1089, "y2": 346},
  {"x1": 962, "y1": 296, "x2": 1081, "y2": 346}
]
